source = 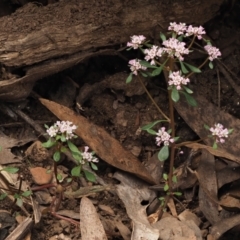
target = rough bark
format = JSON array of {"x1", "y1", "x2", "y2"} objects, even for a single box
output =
[{"x1": 0, "y1": 0, "x2": 224, "y2": 101}]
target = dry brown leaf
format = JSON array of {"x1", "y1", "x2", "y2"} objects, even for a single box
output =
[
  {"x1": 197, "y1": 150, "x2": 220, "y2": 224},
  {"x1": 39, "y1": 98, "x2": 156, "y2": 184},
  {"x1": 80, "y1": 197, "x2": 107, "y2": 240},
  {"x1": 175, "y1": 91, "x2": 240, "y2": 164}
]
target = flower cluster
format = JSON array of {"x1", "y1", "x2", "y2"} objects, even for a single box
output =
[
  {"x1": 185, "y1": 25, "x2": 206, "y2": 39},
  {"x1": 128, "y1": 59, "x2": 147, "y2": 75},
  {"x1": 144, "y1": 45, "x2": 164, "y2": 65},
  {"x1": 168, "y1": 71, "x2": 190, "y2": 90},
  {"x1": 82, "y1": 146, "x2": 98, "y2": 163},
  {"x1": 47, "y1": 121, "x2": 77, "y2": 140},
  {"x1": 162, "y1": 38, "x2": 189, "y2": 61},
  {"x1": 204, "y1": 45, "x2": 221, "y2": 61},
  {"x1": 127, "y1": 35, "x2": 146, "y2": 49},
  {"x1": 168, "y1": 22, "x2": 187, "y2": 35},
  {"x1": 168, "y1": 22, "x2": 206, "y2": 39},
  {"x1": 209, "y1": 123, "x2": 229, "y2": 143},
  {"x1": 156, "y1": 127, "x2": 174, "y2": 146}
]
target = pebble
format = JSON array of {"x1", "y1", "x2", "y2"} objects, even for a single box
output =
[{"x1": 29, "y1": 167, "x2": 53, "y2": 185}]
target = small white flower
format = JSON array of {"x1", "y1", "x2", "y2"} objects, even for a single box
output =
[
  {"x1": 168, "y1": 71, "x2": 190, "y2": 90},
  {"x1": 82, "y1": 146, "x2": 98, "y2": 163},
  {"x1": 168, "y1": 22, "x2": 187, "y2": 35},
  {"x1": 163, "y1": 38, "x2": 189, "y2": 61},
  {"x1": 186, "y1": 25, "x2": 206, "y2": 39},
  {"x1": 204, "y1": 45, "x2": 221, "y2": 61},
  {"x1": 128, "y1": 59, "x2": 147, "y2": 75},
  {"x1": 156, "y1": 127, "x2": 174, "y2": 146},
  {"x1": 127, "y1": 35, "x2": 146, "y2": 49},
  {"x1": 144, "y1": 45, "x2": 164, "y2": 65},
  {"x1": 46, "y1": 121, "x2": 77, "y2": 140},
  {"x1": 209, "y1": 123, "x2": 229, "y2": 143}
]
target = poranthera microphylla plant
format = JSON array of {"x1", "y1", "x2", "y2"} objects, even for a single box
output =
[
  {"x1": 32, "y1": 121, "x2": 98, "y2": 225},
  {"x1": 126, "y1": 22, "x2": 233, "y2": 218},
  {"x1": 43, "y1": 120, "x2": 98, "y2": 183}
]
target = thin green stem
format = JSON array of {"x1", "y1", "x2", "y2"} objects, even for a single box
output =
[{"x1": 137, "y1": 75, "x2": 170, "y2": 122}]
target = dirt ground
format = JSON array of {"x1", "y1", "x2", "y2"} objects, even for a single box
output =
[{"x1": 1, "y1": 1, "x2": 240, "y2": 240}]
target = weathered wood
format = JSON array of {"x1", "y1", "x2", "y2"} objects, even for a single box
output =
[
  {"x1": 0, "y1": 0, "x2": 224, "y2": 67},
  {"x1": 0, "y1": 0, "x2": 224, "y2": 101}
]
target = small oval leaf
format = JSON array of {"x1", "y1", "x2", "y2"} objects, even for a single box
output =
[{"x1": 158, "y1": 146, "x2": 169, "y2": 161}]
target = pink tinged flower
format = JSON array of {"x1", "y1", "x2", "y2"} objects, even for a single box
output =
[
  {"x1": 47, "y1": 121, "x2": 77, "y2": 140},
  {"x1": 168, "y1": 71, "x2": 190, "y2": 90},
  {"x1": 162, "y1": 38, "x2": 189, "y2": 61},
  {"x1": 155, "y1": 127, "x2": 174, "y2": 146},
  {"x1": 209, "y1": 123, "x2": 229, "y2": 143},
  {"x1": 204, "y1": 45, "x2": 221, "y2": 61},
  {"x1": 47, "y1": 126, "x2": 58, "y2": 137},
  {"x1": 186, "y1": 25, "x2": 206, "y2": 39},
  {"x1": 82, "y1": 146, "x2": 98, "y2": 163},
  {"x1": 127, "y1": 35, "x2": 146, "y2": 49},
  {"x1": 144, "y1": 45, "x2": 164, "y2": 65},
  {"x1": 128, "y1": 59, "x2": 147, "y2": 75},
  {"x1": 168, "y1": 22, "x2": 187, "y2": 35}
]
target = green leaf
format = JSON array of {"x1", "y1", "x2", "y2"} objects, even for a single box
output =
[
  {"x1": 60, "y1": 146, "x2": 67, "y2": 153},
  {"x1": 71, "y1": 165, "x2": 82, "y2": 177},
  {"x1": 90, "y1": 162, "x2": 98, "y2": 171},
  {"x1": 184, "y1": 62, "x2": 201, "y2": 73},
  {"x1": 204, "y1": 124, "x2": 210, "y2": 130},
  {"x1": 67, "y1": 178, "x2": 73, "y2": 183},
  {"x1": 16, "y1": 197, "x2": 23, "y2": 207},
  {"x1": 72, "y1": 151, "x2": 82, "y2": 162},
  {"x1": 182, "y1": 92, "x2": 197, "y2": 106},
  {"x1": 21, "y1": 190, "x2": 32, "y2": 197},
  {"x1": 60, "y1": 135, "x2": 66, "y2": 142},
  {"x1": 126, "y1": 73, "x2": 133, "y2": 83},
  {"x1": 213, "y1": 141, "x2": 218, "y2": 149},
  {"x1": 173, "y1": 136, "x2": 180, "y2": 142},
  {"x1": 171, "y1": 87, "x2": 180, "y2": 102},
  {"x1": 67, "y1": 141, "x2": 80, "y2": 153},
  {"x1": 0, "y1": 193, "x2": 7, "y2": 200},
  {"x1": 172, "y1": 175, "x2": 177, "y2": 183},
  {"x1": 146, "y1": 129, "x2": 157, "y2": 135},
  {"x1": 141, "y1": 72, "x2": 148, "y2": 77},
  {"x1": 177, "y1": 35, "x2": 184, "y2": 41},
  {"x1": 53, "y1": 151, "x2": 61, "y2": 162},
  {"x1": 160, "y1": 32, "x2": 166, "y2": 41},
  {"x1": 83, "y1": 170, "x2": 96, "y2": 182},
  {"x1": 1, "y1": 167, "x2": 19, "y2": 174},
  {"x1": 183, "y1": 86, "x2": 193, "y2": 94},
  {"x1": 141, "y1": 120, "x2": 165, "y2": 130},
  {"x1": 56, "y1": 135, "x2": 61, "y2": 141},
  {"x1": 44, "y1": 124, "x2": 49, "y2": 129},
  {"x1": 163, "y1": 173, "x2": 168, "y2": 180},
  {"x1": 164, "y1": 184, "x2": 169, "y2": 192},
  {"x1": 228, "y1": 129, "x2": 234, "y2": 134},
  {"x1": 151, "y1": 65, "x2": 164, "y2": 76},
  {"x1": 57, "y1": 174, "x2": 63, "y2": 181},
  {"x1": 158, "y1": 146, "x2": 169, "y2": 161},
  {"x1": 140, "y1": 60, "x2": 157, "y2": 69},
  {"x1": 209, "y1": 61, "x2": 214, "y2": 69},
  {"x1": 174, "y1": 191, "x2": 182, "y2": 196},
  {"x1": 42, "y1": 139, "x2": 56, "y2": 148},
  {"x1": 179, "y1": 61, "x2": 189, "y2": 74}
]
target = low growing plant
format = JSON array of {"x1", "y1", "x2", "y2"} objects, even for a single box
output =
[{"x1": 126, "y1": 22, "x2": 233, "y2": 218}]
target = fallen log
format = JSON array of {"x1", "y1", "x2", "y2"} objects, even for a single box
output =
[{"x1": 0, "y1": 0, "x2": 224, "y2": 101}]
